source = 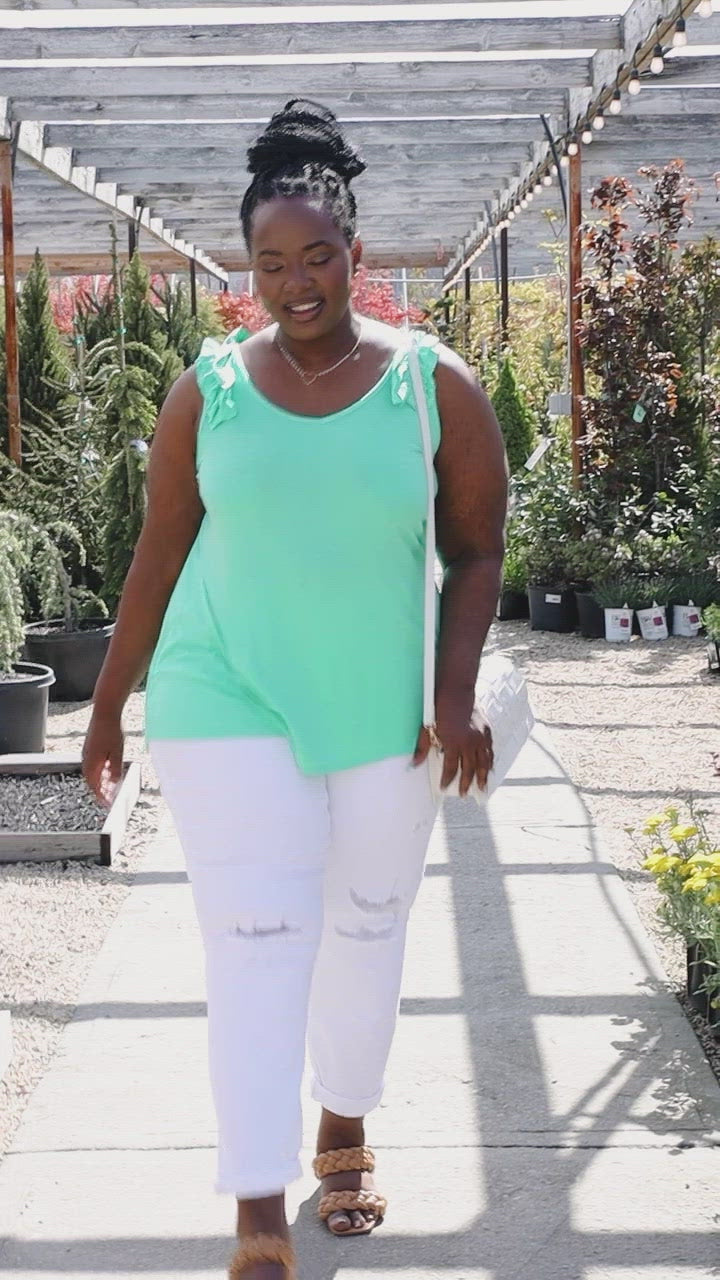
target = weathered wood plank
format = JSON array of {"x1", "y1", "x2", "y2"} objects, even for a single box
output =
[
  {"x1": 0, "y1": 58, "x2": 591, "y2": 99},
  {"x1": 0, "y1": 15, "x2": 621, "y2": 60},
  {"x1": 46, "y1": 118, "x2": 551, "y2": 151},
  {"x1": 7, "y1": 88, "x2": 570, "y2": 122},
  {"x1": 661, "y1": 53, "x2": 720, "y2": 86},
  {"x1": 0, "y1": 138, "x2": 22, "y2": 466}
]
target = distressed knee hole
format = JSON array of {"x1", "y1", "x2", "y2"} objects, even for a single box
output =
[
  {"x1": 336, "y1": 885, "x2": 403, "y2": 941},
  {"x1": 228, "y1": 919, "x2": 301, "y2": 939}
]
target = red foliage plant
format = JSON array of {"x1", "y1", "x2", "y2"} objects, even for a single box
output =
[
  {"x1": 213, "y1": 265, "x2": 424, "y2": 334},
  {"x1": 50, "y1": 275, "x2": 112, "y2": 333}
]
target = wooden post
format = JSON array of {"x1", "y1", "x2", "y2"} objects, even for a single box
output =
[
  {"x1": 463, "y1": 265, "x2": 471, "y2": 357},
  {"x1": 500, "y1": 225, "x2": 509, "y2": 349},
  {"x1": 0, "y1": 140, "x2": 21, "y2": 466},
  {"x1": 189, "y1": 257, "x2": 197, "y2": 317},
  {"x1": 568, "y1": 147, "x2": 585, "y2": 486}
]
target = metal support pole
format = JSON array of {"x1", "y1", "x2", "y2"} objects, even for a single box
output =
[
  {"x1": 568, "y1": 147, "x2": 585, "y2": 487},
  {"x1": 500, "y1": 226, "x2": 509, "y2": 350},
  {"x1": 189, "y1": 258, "x2": 197, "y2": 317},
  {"x1": 128, "y1": 220, "x2": 137, "y2": 259},
  {"x1": 0, "y1": 139, "x2": 21, "y2": 466},
  {"x1": 463, "y1": 266, "x2": 471, "y2": 356}
]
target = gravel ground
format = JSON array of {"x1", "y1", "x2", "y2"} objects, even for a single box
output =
[
  {"x1": 0, "y1": 775, "x2": 107, "y2": 832},
  {"x1": 1, "y1": 631, "x2": 719, "y2": 1162}
]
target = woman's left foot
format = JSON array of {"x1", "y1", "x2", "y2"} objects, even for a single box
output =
[{"x1": 315, "y1": 1114, "x2": 385, "y2": 1236}]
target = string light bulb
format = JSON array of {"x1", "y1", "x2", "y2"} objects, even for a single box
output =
[
  {"x1": 567, "y1": 136, "x2": 579, "y2": 156},
  {"x1": 673, "y1": 16, "x2": 688, "y2": 45},
  {"x1": 551, "y1": 163, "x2": 559, "y2": 176},
  {"x1": 543, "y1": 173, "x2": 553, "y2": 186},
  {"x1": 526, "y1": 189, "x2": 535, "y2": 202},
  {"x1": 534, "y1": 180, "x2": 543, "y2": 194},
  {"x1": 520, "y1": 196, "x2": 529, "y2": 209},
  {"x1": 582, "y1": 124, "x2": 594, "y2": 144},
  {"x1": 560, "y1": 153, "x2": 570, "y2": 169},
  {"x1": 610, "y1": 88, "x2": 623, "y2": 114},
  {"x1": 650, "y1": 43, "x2": 665, "y2": 74},
  {"x1": 628, "y1": 67, "x2": 642, "y2": 95},
  {"x1": 593, "y1": 107, "x2": 606, "y2": 130}
]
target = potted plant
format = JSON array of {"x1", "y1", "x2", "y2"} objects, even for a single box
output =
[
  {"x1": 23, "y1": 520, "x2": 113, "y2": 703},
  {"x1": 526, "y1": 545, "x2": 578, "y2": 633},
  {"x1": 632, "y1": 806, "x2": 720, "y2": 1036},
  {"x1": 0, "y1": 512, "x2": 56, "y2": 753},
  {"x1": 496, "y1": 542, "x2": 529, "y2": 621},
  {"x1": 566, "y1": 537, "x2": 617, "y2": 640},
  {"x1": 668, "y1": 571, "x2": 720, "y2": 637},
  {"x1": 593, "y1": 577, "x2": 635, "y2": 642},
  {"x1": 631, "y1": 577, "x2": 671, "y2": 642},
  {"x1": 704, "y1": 604, "x2": 720, "y2": 674}
]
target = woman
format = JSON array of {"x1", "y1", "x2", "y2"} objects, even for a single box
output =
[{"x1": 83, "y1": 100, "x2": 507, "y2": 1280}]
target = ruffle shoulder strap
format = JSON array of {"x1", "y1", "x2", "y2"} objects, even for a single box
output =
[
  {"x1": 391, "y1": 331, "x2": 442, "y2": 409},
  {"x1": 193, "y1": 336, "x2": 248, "y2": 433}
]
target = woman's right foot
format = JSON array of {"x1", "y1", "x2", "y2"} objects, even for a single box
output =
[{"x1": 232, "y1": 1196, "x2": 292, "y2": 1279}]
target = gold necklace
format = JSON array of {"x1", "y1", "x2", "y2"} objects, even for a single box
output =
[{"x1": 275, "y1": 327, "x2": 362, "y2": 386}]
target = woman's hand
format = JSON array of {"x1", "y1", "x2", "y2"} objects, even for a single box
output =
[
  {"x1": 82, "y1": 709, "x2": 124, "y2": 808},
  {"x1": 413, "y1": 690, "x2": 494, "y2": 797}
]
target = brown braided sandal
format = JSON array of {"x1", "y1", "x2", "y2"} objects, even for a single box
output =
[
  {"x1": 313, "y1": 1145, "x2": 387, "y2": 1237},
  {"x1": 228, "y1": 1232, "x2": 296, "y2": 1279}
]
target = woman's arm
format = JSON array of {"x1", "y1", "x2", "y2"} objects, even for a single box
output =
[
  {"x1": 413, "y1": 346, "x2": 509, "y2": 795},
  {"x1": 82, "y1": 368, "x2": 204, "y2": 802}
]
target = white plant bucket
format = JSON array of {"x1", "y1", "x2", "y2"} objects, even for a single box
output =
[
  {"x1": 637, "y1": 602, "x2": 668, "y2": 641},
  {"x1": 673, "y1": 602, "x2": 702, "y2": 638},
  {"x1": 604, "y1": 606, "x2": 633, "y2": 642}
]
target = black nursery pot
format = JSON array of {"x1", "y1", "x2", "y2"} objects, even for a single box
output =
[
  {"x1": 707, "y1": 640, "x2": 720, "y2": 675},
  {"x1": 686, "y1": 943, "x2": 720, "y2": 1038},
  {"x1": 528, "y1": 585, "x2": 578, "y2": 633},
  {"x1": 496, "y1": 588, "x2": 530, "y2": 622},
  {"x1": 23, "y1": 618, "x2": 115, "y2": 702},
  {"x1": 575, "y1": 591, "x2": 605, "y2": 640},
  {"x1": 0, "y1": 662, "x2": 55, "y2": 754}
]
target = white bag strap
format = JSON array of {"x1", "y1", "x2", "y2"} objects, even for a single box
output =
[{"x1": 407, "y1": 339, "x2": 438, "y2": 731}]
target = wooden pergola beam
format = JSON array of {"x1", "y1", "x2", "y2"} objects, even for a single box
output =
[
  {"x1": 46, "y1": 118, "x2": 552, "y2": 152},
  {"x1": 0, "y1": 58, "x2": 592, "y2": 100},
  {"x1": 7, "y1": 89, "x2": 571, "y2": 123},
  {"x1": 11, "y1": 119, "x2": 227, "y2": 283},
  {"x1": 0, "y1": 14, "x2": 622, "y2": 60},
  {"x1": 75, "y1": 143, "x2": 534, "y2": 170}
]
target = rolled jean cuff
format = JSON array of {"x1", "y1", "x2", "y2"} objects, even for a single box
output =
[
  {"x1": 311, "y1": 1077, "x2": 384, "y2": 1118},
  {"x1": 214, "y1": 1158, "x2": 303, "y2": 1198}
]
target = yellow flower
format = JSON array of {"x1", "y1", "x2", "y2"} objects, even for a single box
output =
[
  {"x1": 642, "y1": 815, "x2": 665, "y2": 835},
  {"x1": 669, "y1": 825, "x2": 699, "y2": 843},
  {"x1": 683, "y1": 874, "x2": 710, "y2": 893},
  {"x1": 644, "y1": 854, "x2": 681, "y2": 874},
  {"x1": 705, "y1": 890, "x2": 720, "y2": 907}
]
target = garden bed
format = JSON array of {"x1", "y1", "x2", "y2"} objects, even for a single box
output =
[{"x1": 0, "y1": 756, "x2": 141, "y2": 866}]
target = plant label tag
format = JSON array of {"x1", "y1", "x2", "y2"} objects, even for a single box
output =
[
  {"x1": 633, "y1": 403, "x2": 647, "y2": 423},
  {"x1": 620, "y1": 617, "x2": 630, "y2": 628},
  {"x1": 545, "y1": 593, "x2": 562, "y2": 604}
]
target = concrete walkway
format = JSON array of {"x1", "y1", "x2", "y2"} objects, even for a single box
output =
[{"x1": 1, "y1": 723, "x2": 719, "y2": 1280}]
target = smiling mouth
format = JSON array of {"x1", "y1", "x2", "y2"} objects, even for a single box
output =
[{"x1": 285, "y1": 300, "x2": 324, "y2": 318}]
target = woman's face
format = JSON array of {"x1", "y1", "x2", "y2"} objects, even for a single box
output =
[{"x1": 249, "y1": 196, "x2": 361, "y2": 340}]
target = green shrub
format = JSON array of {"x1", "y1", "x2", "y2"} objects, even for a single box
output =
[
  {"x1": 491, "y1": 357, "x2": 536, "y2": 473},
  {"x1": 703, "y1": 604, "x2": 720, "y2": 643}
]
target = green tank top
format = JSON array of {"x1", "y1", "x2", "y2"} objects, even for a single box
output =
[{"x1": 145, "y1": 328, "x2": 442, "y2": 775}]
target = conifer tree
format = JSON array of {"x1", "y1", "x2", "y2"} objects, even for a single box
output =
[
  {"x1": 18, "y1": 249, "x2": 70, "y2": 428},
  {"x1": 491, "y1": 356, "x2": 536, "y2": 474},
  {"x1": 123, "y1": 251, "x2": 183, "y2": 407}
]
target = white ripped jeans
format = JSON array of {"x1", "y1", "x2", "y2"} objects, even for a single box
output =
[{"x1": 150, "y1": 736, "x2": 439, "y2": 1199}]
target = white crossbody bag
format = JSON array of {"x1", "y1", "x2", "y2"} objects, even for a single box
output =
[{"x1": 408, "y1": 340, "x2": 534, "y2": 804}]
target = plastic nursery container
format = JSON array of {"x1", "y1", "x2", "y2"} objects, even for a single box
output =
[
  {"x1": 673, "y1": 602, "x2": 702, "y2": 638},
  {"x1": 604, "y1": 606, "x2": 633, "y2": 642},
  {"x1": 528, "y1": 586, "x2": 577, "y2": 633},
  {"x1": 636, "y1": 603, "x2": 668, "y2": 641},
  {"x1": 575, "y1": 591, "x2": 605, "y2": 640},
  {"x1": 0, "y1": 662, "x2": 55, "y2": 754}
]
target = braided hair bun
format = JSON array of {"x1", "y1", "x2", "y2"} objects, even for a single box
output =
[
  {"x1": 241, "y1": 99, "x2": 366, "y2": 248},
  {"x1": 247, "y1": 99, "x2": 366, "y2": 183}
]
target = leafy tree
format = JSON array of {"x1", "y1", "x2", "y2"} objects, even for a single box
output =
[
  {"x1": 491, "y1": 356, "x2": 536, "y2": 472},
  {"x1": 151, "y1": 275, "x2": 224, "y2": 366}
]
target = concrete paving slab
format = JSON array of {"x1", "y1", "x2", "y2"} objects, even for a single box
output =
[{"x1": 1, "y1": 722, "x2": 719, "y2": 1280}]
